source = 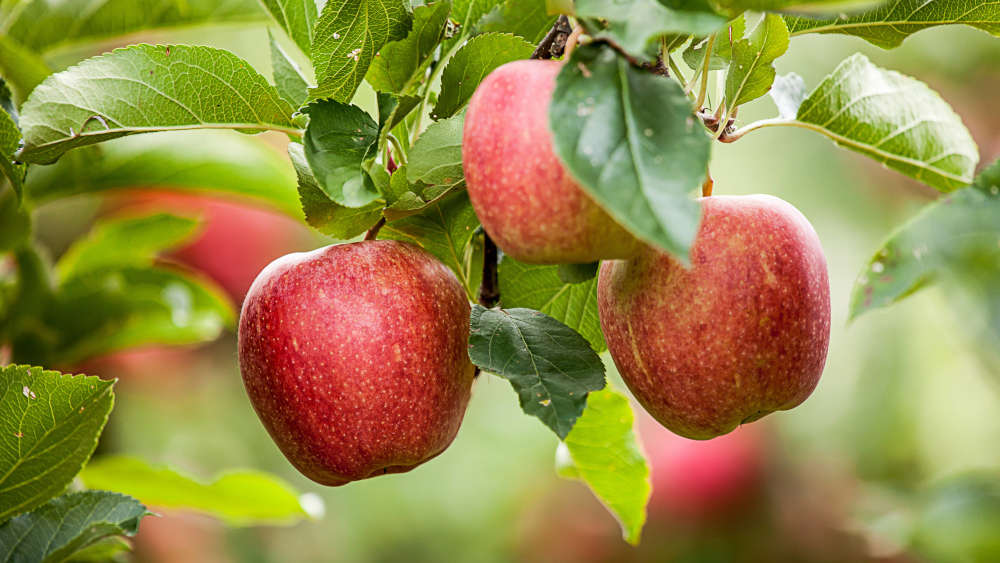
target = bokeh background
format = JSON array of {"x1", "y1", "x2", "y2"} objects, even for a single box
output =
[{"x1": 25, "y1": 18, "x2": 1000, "y2": 563}]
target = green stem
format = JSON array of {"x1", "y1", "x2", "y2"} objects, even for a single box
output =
[
  {"x1": 387, "y1": 134, "x2": 407, "y2": 166},
  {"x1": 693, "y1": 34, "x2": 715, "y2": 110},
  {"x1": 411, "y1": 35, "x2": 467, "y2": 145}
]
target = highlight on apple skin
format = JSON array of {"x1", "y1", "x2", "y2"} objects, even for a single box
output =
[
  {"x1": 462, "y1": 59, "x2": 641, "y2": 264},
  {"x1": 238, "y1": 240, "x2": 476, "y2": 486},
  {"x1": 599, "y1": 195, "x2": 831, "y2": 439}
]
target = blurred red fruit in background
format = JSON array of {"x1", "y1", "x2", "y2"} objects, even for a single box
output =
[
  {"x1": 639, "y1": 413, "x2": 767, "y2": 522},
  {"x1": 111, "y1": 190, "x2": 314, "y2": 302}
]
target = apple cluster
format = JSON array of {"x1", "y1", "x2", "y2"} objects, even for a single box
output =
[{"x1": 238, "y1": 59, "x2": 832, "y2": 486}]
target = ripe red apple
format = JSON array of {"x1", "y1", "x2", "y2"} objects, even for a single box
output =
[
  {"x1": 599, "y1": 195, "x2": 830, "y2": 439},
  {"x1": 462, "y1": 60, "x2": 641, "y2": 264},
  {"x1": 640, "y1": 412, "x2": 765, "y2": 521},
  {"x1": 238, "y1": 240, "x2": 475, "y2": 485}
]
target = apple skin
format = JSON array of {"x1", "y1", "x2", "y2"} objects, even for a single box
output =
[
  {"x1": 462, "y1": 59, "x2": 641, "y2": 264},
  {"x1": 599, "y1": 195, "x2": 830, "y2": 439},
  {"x1": 238, "y1": 240, "x2": 475, "y2": 486}
]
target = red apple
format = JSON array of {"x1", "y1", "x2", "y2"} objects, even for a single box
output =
[
  {"x1": 238, "y1": 240, "x2": 475, "y2": 485},
  {"x1": 462, "y1": 60, "x2": 641, "y2": 264},
  {"x1": 599, "y1": 195, "x2": 830, "y2": 439}
]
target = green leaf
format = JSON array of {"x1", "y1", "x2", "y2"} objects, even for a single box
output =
[
  {"x1": 51, "y1": 267, "x2": 235, "y2": 365},
  {"x1": 289, "y1": 142, "x2": 383, "y2": 238},
  {"x1": 0, "y1": 365, "x2": 115, "y2": 523},
  {"x1": 793, "y1": 53, "x2": 978, "y2": 191},
  {"x1": 55, "y1": 213, "x2": 199, "y2": 282},
  {"x1": 785, "y1": 0, "x2": 1000, "y2": 49},
  {"x1": 22, "y1": 131, "x2": 302, "y2": 217},
  {"x1": 380, "y1": 191, "x2": 483, "y2": 298},
  {"x1": 682, "y1": 17, "x2": 744, "y2": 71},
  {"x1": 260, "y1": 0, "x2": 319, "y2": 56},
  {"x1": 302, "y1": 100, "x2": 382, "y2": 207},
  {"x1": 0, "y1": 35, "x2": 51, "y2": 106},
  {"x1": 557, "y1": 262, "x2": 599, "y2": 284},
  {"x1": 310, "y1": 0, "x2": 411, "y2": 102},
  {"x1": 575, "y1": 0, "x2": 726, "y2": 53},
  {"x1": 0, "y1": 188, "x2": 30, "y2": 252},
  {"x1": 769, "y1": 72, "x2": 807, "y2": 120},
  {"x1": 0, "y1": 491, "x2": 148, "y2": 563},
  {"x1": 0, "y1": 103, "x2": 23, "y2": 197},
  {"x1": 452, "y1": 0, "x2": 503, "y2": 27},
  {"x1": 479, "y1": 0, "x2": 557, "y2": 43},
  {"x1": 432, "y1": 33, "x2": 534, "y2": 120},
  {"x1": 17, "y1": 45, "x2": 295, "y2": 164},
  {"x1": 66, "y1": 536, "x2": 133, "y2": 562},
  {"x1": 2, "y1": 0, "x2": 265, "y2": 53},
  {"x1": 498, "y1": 257, "x2": 605, "y2": 352},
  {"x1": 557, "y1": 387, "x2": 650, "y2": 545},
  {"x1": 468, "y1": 305, "x2": 606, "y2": 439},
  {"x1": 80, "y1": 456, "x2": 312, "y2": 526},
  {"x1": 725, "y1": 13, "x2": 789, "y2": 108},
  {"x1": 713, "y1": 0, "x2": 881, "y2": 12},
  {"x1": 366, "y1": 1, "x2": 451, "y2": 95},
  {"x1": 269, "y1": 30, "x2": 310, "y2": 108},
  {"x1": 850, "y1": 160, "x2": 1000, "y2": 320},
  {"x1": 550, "y1": 44, "x2": 708, "y2": 264},
  {"x1": 408, "y1": 113, "x2": 464, "y2": 186}
]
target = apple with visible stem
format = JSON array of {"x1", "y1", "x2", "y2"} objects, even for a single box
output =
[
  {"x1": 238, "y1": 240, "x2": 475, "y2": 486},
  {"x1": 462, "y1": 59, "x2": 641, "y2": 264},
  {"x1": 599, "y1": 195, "x2": 830, "y2": 439}
]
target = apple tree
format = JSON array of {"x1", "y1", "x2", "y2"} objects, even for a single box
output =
[{"x1": 1, "y1": 0, "x2": 998, "y2": 555}]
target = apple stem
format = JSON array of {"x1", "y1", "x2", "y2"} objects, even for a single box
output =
[
  {"x1": 702, "y1": 167, "x2": 714, "y2": 197},
  {"x1": 478, "y1": 234, "x2": 500, "y2": 308},
  {"x1": 365, "y1": 217, "x2": 386, "y2": 241},
  {"x1": 532, "y1": 15, "x2": 572, "y2": 60}
]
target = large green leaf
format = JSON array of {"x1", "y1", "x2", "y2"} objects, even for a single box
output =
[
  {"x1": 432, "y1": 33, "x2": 534, "y2": 120},
  {"x1": 80, "y1": 456, "x2": 313, "y2": 526},
  {"x1": 469, "y1": 305, "x2": 606, "y2": 439},
  {"x1": 379, "y1": 191, "x2": 482, "y2": 298},
  {"x1": 575, "y1": 0, "x2": 725, "y2": 53},
  {"x1": 498, "y1": 257, "x2": 605, "y2": 352},
  {"x1": 55, "y1": 213, "x2": 199, "y2": 282},
  {"x1": 269, "y1": 30, "x2": 310, "y2": 108},
  {"x1": 17, "y1": 44, "x2": 295, "y2": 164},
  {"x1": 0, "y1": 365, "x2": 114, "y2": 523},
  {"x1": 0, "y1": 491, "x2": 148, "y2": 563},
  {"x1": 785, "y1": 0, "x2": 1000, "y2": 49},
  {"x1": 850, "y1": 160, "x2": 1000, "y2": 320},
  {"x1": 289, "y1": 142, "x2": 383, "y2": 238},
  {"x1": 366, "y1": 1, "x2": 451, "y2": 95},
  {"x1": 790, "y1": 54, "x2": 978, "y2": 192},
  {"x1": 479, "y1": 0, "x2": 556, "y2": 43},
  {"x1": 408, "y1": 113, "x2": 464, "y2": 186},
  {"x1": 1, "y1": 0, "x2": 265, "y2": 53},
  {"x1": 556, "y1": 387, "x2": 649, "y2": 544},
  {"x1": 725, "y1": 13, "x2": 789, "y2": 108},
  {"x1": 310, "y1": 0, "x2": 411, "y2": 102},
  {"x1": 550, "y1": 44, "x2": 708, "y2": 264},
  {"x1": 260, "y1": 0, "x2": 319, "y2": 56},
  {"x1": 302, "y1": 100, "x2": 382, "y2": 207},
  {"x1": 22, "y1": 131, "x2": 301, "y2": 217},
  {"x1": 48, "y1": 267, "x2": 235, "y2": 366}
]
